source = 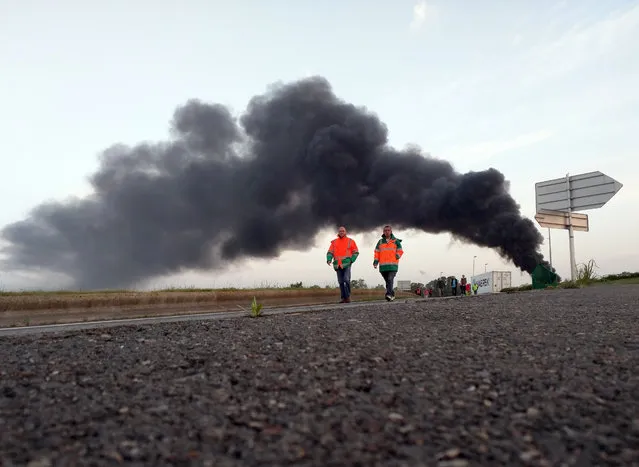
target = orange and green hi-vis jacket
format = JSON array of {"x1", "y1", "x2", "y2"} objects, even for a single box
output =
[
  {"x1": 326, "y1": 236, "x2": 359, "y2": 270},
  {"x1": 373, "y1": 234, "x2": 403, "y2": 272}
]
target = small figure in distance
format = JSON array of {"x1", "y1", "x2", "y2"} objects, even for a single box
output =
[
  {"x1": 373, "y1": 225, "x2": 403, "y2": 302},
  {"x1": 326, "y1": 226, "x2": 359, "y2": 303},
  {"x1": 460, "y1": 275, "x2": 467, "y2": 296}
]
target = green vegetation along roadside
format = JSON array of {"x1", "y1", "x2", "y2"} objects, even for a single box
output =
[
  {"x1": 0, "y1": 292, "x2": 406, "y2": 328},
  {"x1": 2, "y1": 262, "x2": 637, "y2": 312},
  {"x1": 0, "y1": 280, "x2": 406, "y2": 313},
  {"x1": 502, "y1": 262, "x2": 639, "y2": 293}
]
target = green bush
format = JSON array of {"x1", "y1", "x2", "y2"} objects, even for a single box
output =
[{"x1": 600, "y1": 271, "x2": 639, "y2": 281}]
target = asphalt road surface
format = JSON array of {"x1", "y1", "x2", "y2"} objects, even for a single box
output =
[{"x1": 1, "y1": 285, "x2": 638, "y2": 466}]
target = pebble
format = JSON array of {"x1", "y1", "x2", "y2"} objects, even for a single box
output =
[
  {"x1": 526, "y1": 407, "x2": 540, "y2": 417},
  {"x1": 520, "y1": 450, "x2": 541, "y2": 462},
  {"x1": 437, "y1": 460, "x2": 468, "y2": 467},
  {"x1": 26, "y1": 458, "x2": 51, "y2": 467}
]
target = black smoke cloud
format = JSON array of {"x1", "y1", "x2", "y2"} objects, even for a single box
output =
[{"x1": 0, "y1": 76, "x2": 551, "y2": 289}]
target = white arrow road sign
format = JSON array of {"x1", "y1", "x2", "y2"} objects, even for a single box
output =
[{"x1": 535, "y1": 171, "x2": 623, "y2": 213}]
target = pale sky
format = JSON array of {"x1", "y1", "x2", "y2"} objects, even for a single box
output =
[{"x1": 1, "y1": 0, "x2": 637, "y2": 291}]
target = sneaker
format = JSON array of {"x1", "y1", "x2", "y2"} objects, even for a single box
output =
[
  {"x1": 385, "y1": 294, "x2": 391, "y2": 301},
  {"x1": 389, "y1": 295, "x2": 395, "y2": 301},
  {"x1": 344, "y1": 297, "x2": 351, "y2": 303}
]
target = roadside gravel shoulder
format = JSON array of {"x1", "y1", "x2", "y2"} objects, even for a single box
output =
[{"x1": 1, "y1": 286, "x2": 638, "y2": 466}]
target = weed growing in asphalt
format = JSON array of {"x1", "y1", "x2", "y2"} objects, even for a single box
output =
[{"x1": 250, "y1": 296, "x2": 263, "y2": 318}]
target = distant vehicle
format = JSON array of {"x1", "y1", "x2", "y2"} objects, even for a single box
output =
[{"x1": 472, "y1": 271, "x2": 512, "y2": 294}]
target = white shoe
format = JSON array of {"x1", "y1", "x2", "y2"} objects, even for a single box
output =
[
  {"x1": 385, "y1": 294, "x2": 391, "y2": 301},
  {"x1": 389, "y1": 295, "x2": 395, "y2": 301}
]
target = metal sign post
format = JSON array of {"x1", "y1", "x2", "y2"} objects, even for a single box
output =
[
  {"x1": 565, "y1": 173, "x2": 577, "y2": 280},
  {"x1": 548, "y1": 227, "x2": 552, "y2": 269}
]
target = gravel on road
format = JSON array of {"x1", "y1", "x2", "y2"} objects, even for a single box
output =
[{"x1": 1, "y1": 285, "x2": 638, "y2": 466}]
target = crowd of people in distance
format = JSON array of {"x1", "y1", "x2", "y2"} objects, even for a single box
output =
[{"x1": 415, "y1": 275, "x2": 479, "y2": 298}]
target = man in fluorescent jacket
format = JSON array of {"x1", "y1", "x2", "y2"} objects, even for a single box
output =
[
  {"x1": 326, "y1": 226, "x2": 360, "y2": 303},
  {"x1": 373, "y1": 225, "x2": 404, "y2": 301}
]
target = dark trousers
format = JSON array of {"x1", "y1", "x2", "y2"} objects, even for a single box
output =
[
  {"x1": 336, "y1": 266, "x2": 351, "y2": 299},
  {"x1": 381, "y1": 270, "x2": 397, "y2": 296},
  {"x1": 451, "y1": 286, "x2": 457, "y2": 296}
]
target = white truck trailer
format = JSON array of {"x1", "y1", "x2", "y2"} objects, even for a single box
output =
[{"x1": 472, "y1": 271, "x2": 512, "y2": 294}]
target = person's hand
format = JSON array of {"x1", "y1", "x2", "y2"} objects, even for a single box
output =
[
  {"x1": 373, "y1": 263, "x2": 377, "y2": 269},
  {"x1": 327, "y1": 261, "x2": 331, "y2": 266}
]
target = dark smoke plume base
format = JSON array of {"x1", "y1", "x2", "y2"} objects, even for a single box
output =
[{"x1": 0, "y1": 76, "x2": 553, "y2": 290}]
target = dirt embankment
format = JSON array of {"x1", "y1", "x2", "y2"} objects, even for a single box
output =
[{"x1": 0, "y1": 288, "x2": 411, "y2": 327}]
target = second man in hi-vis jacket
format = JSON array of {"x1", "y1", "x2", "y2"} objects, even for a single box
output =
[{"x1": 373, "y1": 225, "x2": 403, "y2": 301}]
